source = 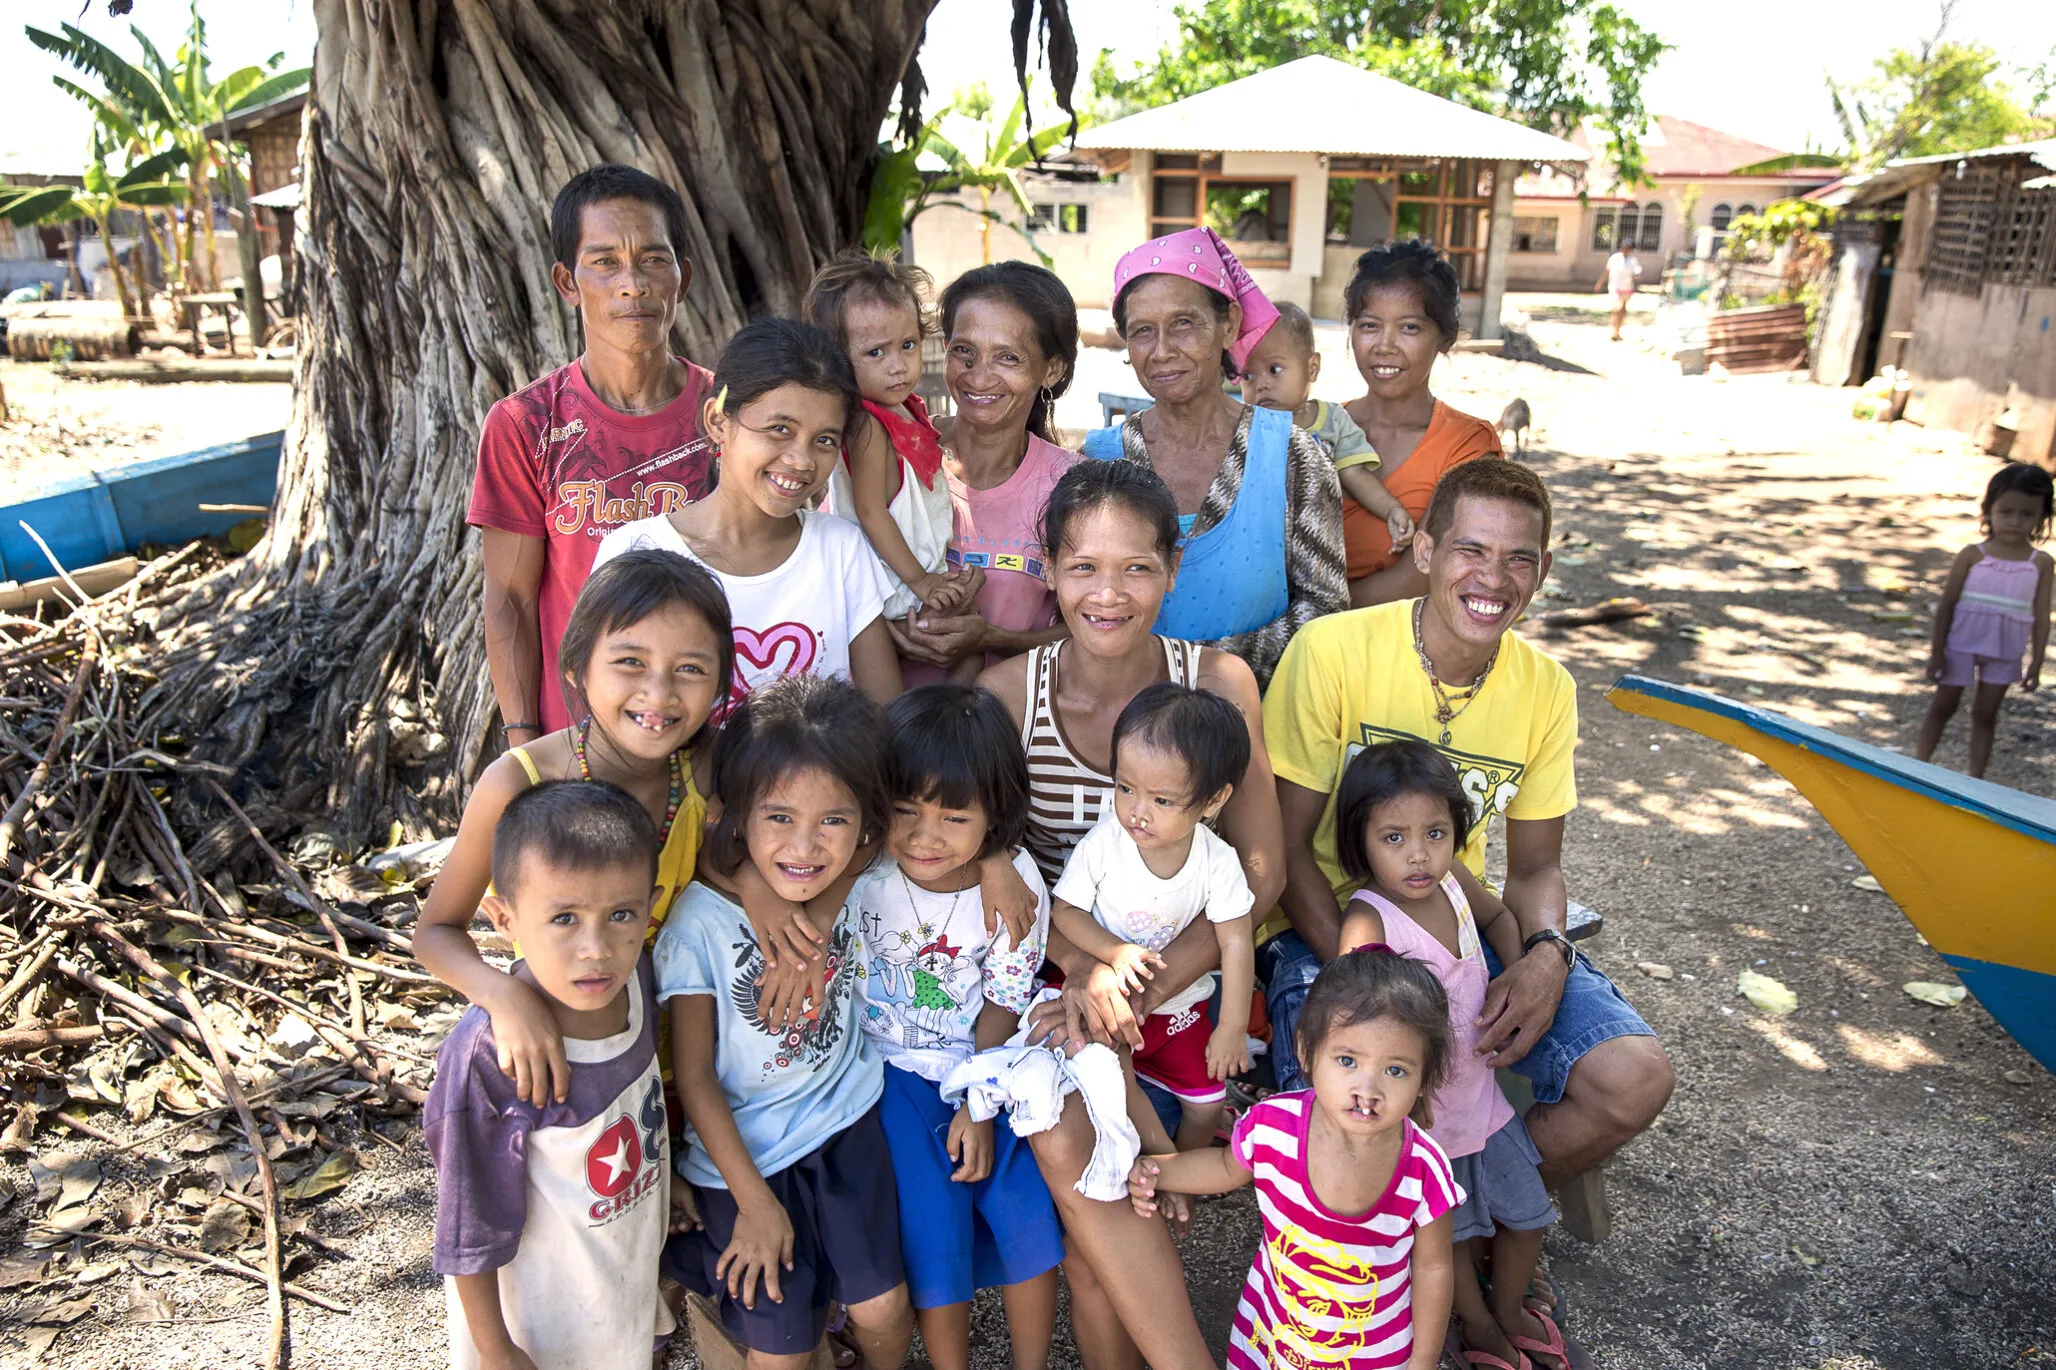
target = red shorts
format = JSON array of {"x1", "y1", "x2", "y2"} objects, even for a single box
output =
[{"x1": 1134, "y1": 1004, "x2": 1224, "y2": 1105}]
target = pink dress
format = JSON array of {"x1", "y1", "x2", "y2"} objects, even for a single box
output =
[
  {"x1": 1948, "y1": 547, "x2": 2041, "y2": 666},
  {"x1": 1228, "y1": 1095, "x2": 1462, "y2": 1370},
  {"x1": 1348, "y1": 878, "x2": 1513, "y2": 1160}
]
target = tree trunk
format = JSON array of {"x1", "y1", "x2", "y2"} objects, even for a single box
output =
[{"x1": 146, "y1": 0, "x2": 955, "y2": 845}]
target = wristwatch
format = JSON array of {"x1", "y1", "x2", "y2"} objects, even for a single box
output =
[{"x1": 1523, "y1": 927, "x2": 1575, "y2": 970}]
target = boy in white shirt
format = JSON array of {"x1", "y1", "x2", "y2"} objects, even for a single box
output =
[
  {"x1": 1052, "y1": 684, "x2": 1257, "y2": 1151},
  {"x1": 426, "y1": 781, "x2": 680, "y2": 1370}
]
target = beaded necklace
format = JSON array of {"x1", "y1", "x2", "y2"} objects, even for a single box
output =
[
  {"x1": 1411, "y1": 598, "x2": 1500, "y2": 746},
  {"x1": 572, "y1": 716, "x2": 685, "y2": 842}
]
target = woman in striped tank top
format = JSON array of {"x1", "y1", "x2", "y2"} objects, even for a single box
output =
[{"x1": 977, "y1": 460, "x2": 1285, "y2": 1370}]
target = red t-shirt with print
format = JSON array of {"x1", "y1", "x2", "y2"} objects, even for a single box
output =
[{"x1": 467, "y1": 357, "x2": 716, "y2": 733}]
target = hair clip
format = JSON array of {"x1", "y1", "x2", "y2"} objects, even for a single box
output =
[{"x1": 1349, "y1": 941, "x2": 1396, "y2": 956}]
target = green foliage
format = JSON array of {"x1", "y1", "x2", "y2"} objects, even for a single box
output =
[
  {"x1": 864, "y1": 85, "x2": 1066, "y2": 263},
  {"x1": 1721, "y1": 200, "x2": 1836, "y2": 328},
  {"x1": 1089, "y1": 0, "x2": 1669, "y2": 183},
  {"x1": 26, "y1": 2, "x2": 310, "y2": 289},
  {"x1": 1828, "y1": 40, "x2": 2053, "y2": 170}
]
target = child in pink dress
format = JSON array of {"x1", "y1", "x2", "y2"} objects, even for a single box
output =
[
  {"x1": 1336, "y1": 741, "x2": 1572, "y2": 1370},
  {"x1": 1126, "y1": 949, "x2": 1461, "y2": 1370},
  {"x1": 1916, "y1": 463, "x2": 2054, "y2": 779}
]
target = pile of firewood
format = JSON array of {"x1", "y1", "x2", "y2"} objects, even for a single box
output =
[{"x1": 1, "y1": 542, "x2": 456, "y2": 1367}]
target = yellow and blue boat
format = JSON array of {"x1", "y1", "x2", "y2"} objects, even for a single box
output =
[{"x1": 1607, "y1": 675, "x2": 2055, "y2": 1076}]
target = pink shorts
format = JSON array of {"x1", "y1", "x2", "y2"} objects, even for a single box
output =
[
  {"x1": 1938, "y1": 650, "x2": 2022, "y2": 687},
  {"x1": 1134, "y1": 1005, "x2": 1224, "y2": 1105}
]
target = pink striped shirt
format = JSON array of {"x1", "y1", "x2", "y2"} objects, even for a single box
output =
[{"x1": 1228, "y1": 1093, "x2": 1463, "y2": 1370}]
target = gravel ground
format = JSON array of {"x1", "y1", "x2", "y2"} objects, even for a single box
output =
[
  {"x1": 4, "y1": 298, "x2": 2051, "y2": 1370},
  {"x1": 0, "y1": 358, "x2": 292, "y2": 500}
]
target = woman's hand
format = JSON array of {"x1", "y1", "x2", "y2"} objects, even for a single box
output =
[
  {"x1": 1107, "y1": 942, "x2": 1165, "y2": 996},
  {"x1": 484, "y1": 975, "x2": 572, "y2": 1107},
  {"x1": 1066, "y1": 962, "x2": 1146, "y2": 1050},
  {"x1": 946, "y1": 1108, "x2": 995, "y2": 1183},
  {"x1": 921, "y1": 566, "x2": 985, "y2": 617},
  {"x1": 885, "y1": 611, "x2": 990, "y2": 669},
  {"x1": 717, "y1": 1199, "x2": 796, "y2": 1309}
]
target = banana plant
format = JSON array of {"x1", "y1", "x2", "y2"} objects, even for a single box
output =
[
  {"x1": 27, "y1": 3, "x2": 308, "y2": 291},
  {"x1": 865, "y1": 87, "x2": 1069, "y2": 264},
  {"x1": 1, "y1": 132, "x2": 189, "y2": 320}
]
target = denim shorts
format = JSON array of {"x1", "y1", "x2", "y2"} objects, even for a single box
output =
[{"x1": 1259, "y1": 930, "x2": 1654, "y2": 1105}]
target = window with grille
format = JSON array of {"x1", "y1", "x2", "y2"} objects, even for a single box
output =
[
  {"x1": 1925, "y1": 161, "x2": 2013, "y2": 295},
  {"x1": 1638, "y1": 203, "x2": 1663, "y2": 251},
  {"x1": 1028, "y1": 203, "x2": 1090, "y2": 234},
  {"x1": 1512, "y1": 216, "x2": 1559, "y2": 252}
]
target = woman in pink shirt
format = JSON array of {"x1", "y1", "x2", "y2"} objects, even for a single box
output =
[{"x1": 887, "y1": 262, "x2": 1081, "y2": 683}]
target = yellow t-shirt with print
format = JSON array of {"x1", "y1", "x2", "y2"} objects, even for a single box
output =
[{"x1": 1259, "y1": 599, "x2": 1578, "y2": 941}]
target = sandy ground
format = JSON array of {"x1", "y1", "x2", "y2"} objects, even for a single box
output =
[
  {"x1": 3, "y1": 297, "x2": 2052, "y2": 1370},
  {"x1": 0, "y1": 358, "x2": 292, "y2": 499}
]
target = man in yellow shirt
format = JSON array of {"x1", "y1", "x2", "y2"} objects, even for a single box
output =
[{"x1": 1261, "y1": 459, "x2": 1673, "y2": 1197}]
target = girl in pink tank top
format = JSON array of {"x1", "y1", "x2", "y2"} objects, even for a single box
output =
[
  {"x1": 1335, "y1": 740, "x2": 1577, "y2": 1370},
  {"x1": 1917, "y1": 463, "x2": 2054, "y2": 779}
]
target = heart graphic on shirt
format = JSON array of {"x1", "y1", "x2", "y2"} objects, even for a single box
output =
[
  {"x1": 730, "y1": 622, "x2": 817, "y2": 700},
  {"x1": 585, "y1": 1115, "x2": 644, "y2": 1199}
]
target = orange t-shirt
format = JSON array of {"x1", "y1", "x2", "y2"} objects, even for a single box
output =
[{"x1": 1341, "y1": 400, "x2": 1503, "y2": 580}]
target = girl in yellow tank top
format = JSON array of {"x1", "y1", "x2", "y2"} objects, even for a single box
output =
[{"x1": 414, "y1": 551, "x2": 733, "y2": 1105}]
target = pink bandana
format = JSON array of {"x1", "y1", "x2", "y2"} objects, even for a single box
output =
[{"x1": 1113, "y1": 226, "x2": 1281, "y2": 371}]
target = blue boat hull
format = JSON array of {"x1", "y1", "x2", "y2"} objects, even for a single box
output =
[
  {"x1": 0, "y1": 431, "x2": 283, "y2": 581},
  {"x1": 1943, "y1": 955, "x2": 2056, "y2": 1076}
]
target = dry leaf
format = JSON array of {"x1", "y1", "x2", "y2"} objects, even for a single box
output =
[
  {"x1": 282, "y1": 1147, "x2": 361, "y2": 1202},
  {"x1": 124, "y1": 1277, "x2": 173, "y2": 1323},
  {"x1": 71, "y1": 1261, "x2": 121, "y2": 1285},
  {"x1": 21, "y1": 1327, "x2": 60, "y2": 1361},
  {"x1": 126, "y1": 1252, "x2": 181, "y2": 1278},
  {"x1": 112, "y1": 1190, "x2": 150, "y2": 1230},
  {"x1": 1636, "y1": 962, "x2": 1675, "y2": 980},
  {"x1": 1737, "y1": 969, "x2": 1798, "y2": 1016},
  {"x1": 0, "y1": 1253, "x2": 49, "y2": 1289},
  {"x1": 1902, "y1": 981, "x2": 1967, "y2": 1008},
  {"x1": 29, "y1": 1294, "x2": 95, "y2": 1325},
  {"x1": 29, "y1": 1152, "x2": 100, "y2": 1211},
  {"x1": 2003, "y1": 1069, "x2": 2033, "y2": 1086},
  {"x1": 198, "y1": 1199, "x2": 254, "y2": 1253},
  {"x1": 27, "y1": 1206, "x2": 101, "y2": 1247},
  {"x1": 177, "y1": 1129, "x2": 227, "y2": 1154},
  {"x1": 1, "y1": 1102, "x2": 38, "y2": 1153},
  {"x1": 1850, "y1": 874, "x2": 1884, "y2": 893}
]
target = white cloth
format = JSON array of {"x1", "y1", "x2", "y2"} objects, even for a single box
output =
[
  {"x1": 824, "y1": 453, "x2": 954, "y2": 620},
  {"x1": 854, "y1": 849, "x2": 1051, "y2": 1083},
  {"x1": 1050, "y1": 818, "x2": 1255, "y2": 1015},
  {"x1": 1605, "y1": 250, "x2": 1642, "y2": 295},
  {"x1": 937, "y1": 992, "x2": 1142, "y2": 1202},
  {"x1": 594, "y1": 509, "x2": 896, "y2": 701}
]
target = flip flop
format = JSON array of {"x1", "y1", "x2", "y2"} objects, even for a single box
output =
[
  {"x1": 1508, "y1": 1307, "x2": 1572, "y2": 1370},
  {"x1": 1458, "y1": 1350, "x2": 1533, "y2": 1370}
]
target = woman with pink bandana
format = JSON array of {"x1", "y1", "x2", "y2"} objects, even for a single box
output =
[{"x1": 1081, "y1": 228, "x2": 1347, "y2": 685}]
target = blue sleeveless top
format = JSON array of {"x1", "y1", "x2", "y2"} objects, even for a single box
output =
[{"x1": 1080, "y1": 404, "x2": 1291, "y2": 643}]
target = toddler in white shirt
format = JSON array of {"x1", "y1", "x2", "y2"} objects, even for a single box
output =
[{"x1": 1051, "y1": 683, "x2": 1256, "y2": 1150}]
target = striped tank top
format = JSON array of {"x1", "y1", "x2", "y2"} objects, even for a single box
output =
[{"x1": 1020, "y1": 636, "x2": 1204, "y2": 886}]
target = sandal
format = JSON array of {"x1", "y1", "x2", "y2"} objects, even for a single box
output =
[
  {"x1": 1459, "y1": 1351, "x2": 1533, "y2": 1370},
  {"x1": 1507, "y1": 1307, "x2": 1573, "y2": 1370}
]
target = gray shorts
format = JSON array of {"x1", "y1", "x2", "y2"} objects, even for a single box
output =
[{"x1": 1449, "y1": 1111, "x2": 1556, "y2": 1244}]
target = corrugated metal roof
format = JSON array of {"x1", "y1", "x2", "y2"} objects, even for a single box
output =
[
  {"x1": 1834, "y1": 140, "x2": 2056, "y2": 208},
  {"x1": 1076, "y1": 56, "x2": 1589, "y2": 166}
]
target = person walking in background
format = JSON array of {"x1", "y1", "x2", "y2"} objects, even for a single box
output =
[
  {"x1": 1598, "y1": 241, "x2": 1641, "y2": 342},
  {"x1": 471, "y1": 165, "x2": 719, "y2": 745}
]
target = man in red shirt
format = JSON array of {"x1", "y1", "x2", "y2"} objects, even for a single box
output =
[{"x1": 468, "y1": 165, "x2": 717, "y2": 742}]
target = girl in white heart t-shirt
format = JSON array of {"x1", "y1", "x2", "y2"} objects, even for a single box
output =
[{"x1": 596, "y1": 317, "x2": 902, "y2": 710}]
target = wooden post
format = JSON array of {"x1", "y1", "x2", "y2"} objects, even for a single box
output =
[
  {"x1": 219, "y1": 123, "x2": 269, "y2": 352},
  {"x1": 1479, "y1": 159, "x2": 1518, "y2": 342}
]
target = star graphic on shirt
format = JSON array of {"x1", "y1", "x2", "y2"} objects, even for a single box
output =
[{"x1": 596, "y1": 1136, "x2": 633, "y2": 1186}]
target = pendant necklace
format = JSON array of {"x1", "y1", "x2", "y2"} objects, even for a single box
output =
[
  {"x1": 1411, "y1": 599, "x2": 1499, "y2": 746},
  {"x1": 574, "y1": 716, "x2": 685, "y2": 842}
]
